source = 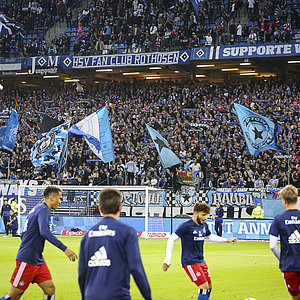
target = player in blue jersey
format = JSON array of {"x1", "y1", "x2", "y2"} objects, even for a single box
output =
[
  {"x1": 162, "y1": 202, "x2": 237, "y2": 300},
  {"x1": 212, "y1": 201, "x2": 224, "y2": 236},
  {"x1": 1, "y1": 199, "x2": 11, "y2": 235},
  {"x1": 269, "y1": 184, "x2": 300, "y2": 299},
  {"x1": 78, "y1": 188, "x2": 152, "y2": 300},
  {"x1": 0, "y1": 186, "x2": 78, "y2": 300}
]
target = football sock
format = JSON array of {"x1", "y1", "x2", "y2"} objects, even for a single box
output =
[
  {"x1": 43, "y1": 295, "x2": 55, "y2": 300},
  {"x1": 0, "y1": 294, "x2": 12, "y2": 300},
  {"x1": 197, "y1": 289, "x2": 211, "y2": 300}
]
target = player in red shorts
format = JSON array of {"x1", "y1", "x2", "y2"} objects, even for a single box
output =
[
  {"x1": 270, "y1": 185, "x2": 300, "y2": 300},
  {"x1": 0, "y1": 186, "x2": 77, "y2": 300},
  {"x1": 162, "y1": 202, "x2": 237, "y2": 300}
]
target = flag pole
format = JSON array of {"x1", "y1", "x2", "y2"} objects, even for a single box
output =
[
  {"x1": 287, "y1": 132, "x2": 291, "y2": 185},
  {"x1": 7, "y1": 154, "x2": 11, "y2": 180}
]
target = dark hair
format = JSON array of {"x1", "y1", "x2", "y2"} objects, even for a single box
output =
[
  {"x1": 43, "y1": 186, "x2": 62, "y2": 199},
  {"x1": 194, "y1": 202, "x2": 210, "y2": 214},
  {"x1": 99, "y1": 189, "x2": 121, "y2": 215}
]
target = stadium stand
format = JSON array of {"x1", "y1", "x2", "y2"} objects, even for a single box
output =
[
  {"x1": 0, "y1": 0, "x2": 299, "y2": 57},
  {"x1": 0, "y1": 79, "x2": 299, "y2": 188}
]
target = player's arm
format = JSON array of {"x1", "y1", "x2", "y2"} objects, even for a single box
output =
[
  {"x1": 269, "y1": 235, "x2": 280, "y2": 260},
  {"x1": 38, "y1": 208, "x2": 78, "y2": 261},
  {"x1": 126, "y1": 229, "x2": 152, "y2": 300},
  {"x1": 162, "y1": 232, "x2": 180, "y2": 271},
  {"x1": 269, "y1": 218, "x2": 280, "y2": 260},
  {"x1": 207, "y1": 234, "x2": 237, "y2": 243},
  {"x1": 78, "y1": 237, "x2": 87, "y2": 299}
]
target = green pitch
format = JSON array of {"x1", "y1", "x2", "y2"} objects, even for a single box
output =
[{"x1": 0, "y1": 235, "x2": 289, "y2": 300}]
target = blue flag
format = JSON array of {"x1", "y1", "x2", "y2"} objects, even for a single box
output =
[
  {"x1": 69, "y1": 106, "x2": 115, "y2": 163},
  {"x1": 0, "y1": 126, "x2": 7, "y2": 148},
  {"x1": 254, "y1": 197, "x2": 263, "y2": 208},
  {"x1": 146, "y1": 124, "x2": 182, "y2": 169},
  {"x1": 1, "y1": 109, "x2": 18, "y2": 153},
  {"x1": 234, "y1": 103, "x2": 284, "y2": 156},
  {"x1": 31, "y1": 121, "x2": 70, "y2": 167}
]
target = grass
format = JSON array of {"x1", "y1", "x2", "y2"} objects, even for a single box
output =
[{"x1": 0, "y1": 234, "x2": 290, "y2": 300}]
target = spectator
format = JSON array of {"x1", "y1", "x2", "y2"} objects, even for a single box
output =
[{"x1": 248, "y1": 29, "x2": 257, "y2": 44}]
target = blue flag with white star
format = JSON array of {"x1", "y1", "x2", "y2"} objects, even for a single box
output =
[
  {"x1": 234, "y1": 103, "x2": 284, "y2": 156},
  {"x1": 146, "y1": 124, "x2": 182, "y2": 169}
]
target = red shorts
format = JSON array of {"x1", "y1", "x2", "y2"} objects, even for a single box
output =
[
  {"x1": 184, "y1": 262, "x2": 211, "y2": 287},
  {"x1": 283, "y1": 271, "x2": 300, "y2": 297},
  {"x1": 10, "y1": 260, "x2": 52, "y2": 290}
]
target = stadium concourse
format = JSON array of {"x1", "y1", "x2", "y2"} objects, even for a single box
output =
[{"x1": 0, "y1": 78, "x2": 299, "y2": 189}]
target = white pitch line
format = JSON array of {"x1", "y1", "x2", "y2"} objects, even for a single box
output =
[{"x1": 208, "y1": 253, "x2": 273, "y2": 257}]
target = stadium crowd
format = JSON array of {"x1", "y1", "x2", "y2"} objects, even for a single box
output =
[
  {"x1": 0, "y1": 0, "x2": 299, "y2": 57},
  {"x1": 0, "y1": 77, "x2": 299, "y2": 189}
]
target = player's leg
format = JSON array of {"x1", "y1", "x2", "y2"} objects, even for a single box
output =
[
  {"x1": 4, "y1": 217, "x2": 9, "y2": 235},
  {"x1": 283, "y1": 272, "x2": 300, "y2": 300},
  {"x1": 197, "y1": 263, "x2": 212, "y2": 300},
  {"x1": 184, "y1": 263, "x2": 212, "y2": 300},
  {"x1": 0, "y1": 286, "x2": 25, "y2": 300},
  {"x1": 38, "y1": 280, "x2": 55, "y2": 299},
  {"x1": 219, "y1": 221, "x2": 223, "y2": 237},
  {"x1": 34, "y1": 262, "x2": 55, "y2": 299},
  {"x1": 6, "y1": 260, "x2": 36, "y2": 300},
  {"x1": 215, "y1": 221, "x2": 219, "y2": 236}
]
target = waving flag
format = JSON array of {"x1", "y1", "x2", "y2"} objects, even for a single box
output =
[
  {"x1": 234, "y1": 103, "x2": 284, "y2": 156},
  {"x1": 39, "y1": 114, "x2": 64, "y2": 134},
  {"x1": 0, "y1": 13, "x2": 24, "y2": 37},
  {"x1": 0, "y1": 126, "x2": 7, "y2": 148},
  {"x1": 146, "y1": 124, "x2": 182, "y2": 169},
  {"x1": 1, "y1": 109, "x2": 19, "y2": 153},
  {"x1": 31, "y1": 121, "x2": 70, "y2": 167},
  {"x1": 69, "y1": 106, "x2": 115, "y2": 163}
]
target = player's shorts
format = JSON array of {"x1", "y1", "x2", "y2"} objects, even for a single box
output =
[
  {"x1": 184, "y1": 262, "x2": 211, "y2": 287},
  {"x1": 10, "y1": 260, "x2": 52, "y2": 290},
  {"x1": 283, "y1": 271, "x2": 300, "y2": 297}
]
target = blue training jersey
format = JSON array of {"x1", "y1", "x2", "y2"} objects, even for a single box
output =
[
  {"x1": 1, "y1": 204, "x2": 11, "y2": 217},
  {"x1": 9, "y1": 213, "x2": 18, "y2": 229},
  {"x1": 269, "y1": 209, "x2": 300, "y2": 272},
  {"x1": 16, "y1": 203, "x2": 67, "y2": 265},
  {"x1": 78, "y1": 217, "x2": 151, "y2": 300},
  {"x1": 215, "y1": 206, "x2": 224, "y2": 221},
  {"x1": 175, "y1": 219, "x2": 211, "y2": 267}
]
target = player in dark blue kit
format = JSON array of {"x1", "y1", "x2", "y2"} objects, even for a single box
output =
[
  {"x1": 212, "y1": 201, "x2": 224, "y2": 236},
  {"x1": 1, "y1": 199, "x2": 11, "y2": 235},
  {"x1": 162, "y1": 202, "x2": 237, "y2": 300},
  {"x1": 0, "y1": 186, "x2": 78, "y2": 300},
  {"x1": 269, "y1": 184, "x2": 300, "y2": 300},
  {"x1": 78, "y1": 188, "x2": 151, "y2": 300},
  {"x1": 6, "y1": 210, "x2": 18, "y2": 237}
]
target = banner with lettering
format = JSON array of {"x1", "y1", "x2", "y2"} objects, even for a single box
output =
[
  {"x1": 0, "y1": 216, "x2": 274, "y2": 240},
  {"x1": 0, "y1": 184, "x2": 297, "y2": 221},
  {"x1": 216, "y1": 43, "x2": 300, "y2": 59}
]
